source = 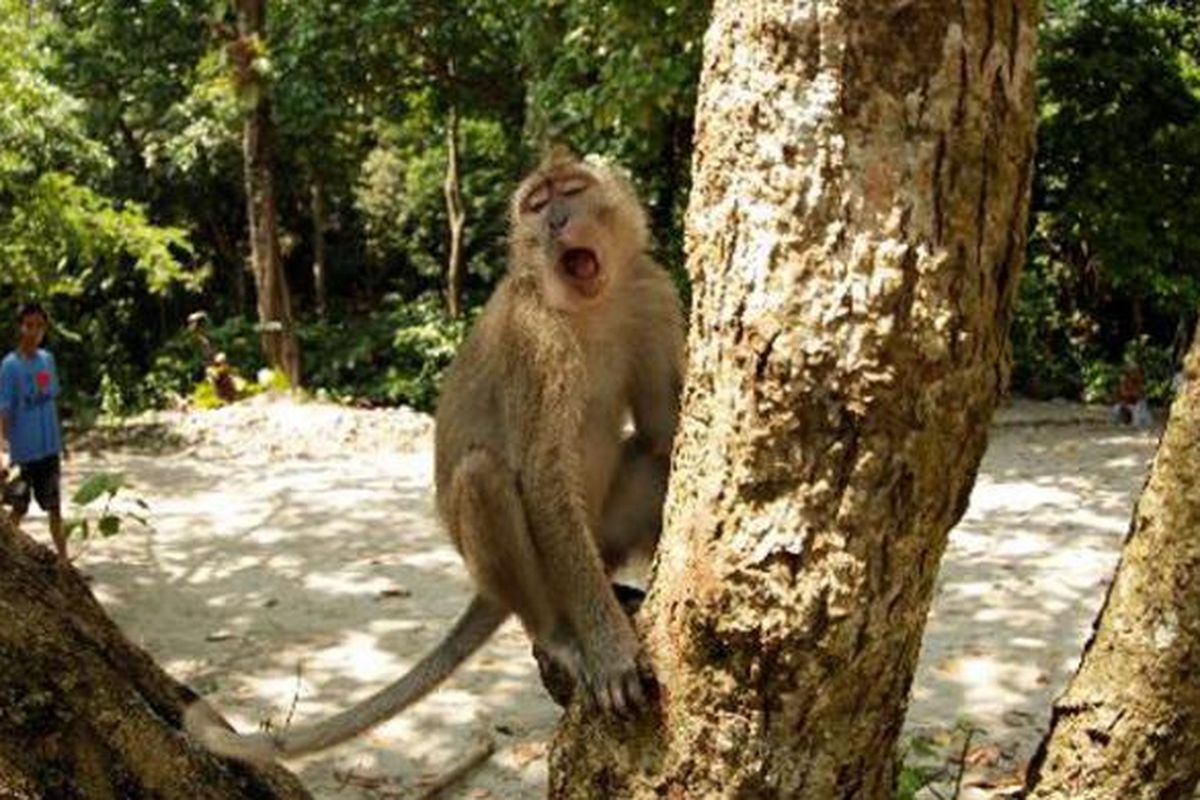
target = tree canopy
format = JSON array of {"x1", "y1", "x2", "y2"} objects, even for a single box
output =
[{"x1": 0, "y1": 0, "x2": 1194, "y2": 415}]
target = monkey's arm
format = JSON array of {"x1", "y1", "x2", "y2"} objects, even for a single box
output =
[
  {"x1": 503, "y1": 305, "x2": 643, "y2": 687},
  {"x1": 630, "y1": 269, "x2": 686, "y2": 455},
  {"x1": 503, "y1": 309, "x2": 611, "y2": 603}
]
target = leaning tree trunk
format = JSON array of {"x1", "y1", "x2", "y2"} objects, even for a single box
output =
[
  {"x1": 550, "y1": 2, "x2": 1037, "y2": 798},
  {"x1": 443, "y1": 98, "x2": 467, "y2": 319},
  {"x1": 0, "y1": 518, "x2": 310, "y2": 799},
  {"x1": 1024, "y1": 332, "x2": 1200, "y2": 797},
  {"x1": 237, "y1": 0, "x2": 302, "y2": 386}
]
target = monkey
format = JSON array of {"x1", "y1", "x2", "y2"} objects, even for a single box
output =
[{"x1": 184, "y1": 150, "x2": 686, "y2": 764}]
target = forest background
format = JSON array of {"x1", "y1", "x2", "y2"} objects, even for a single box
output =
[{"x1": 1, "y1": 0, "x2": 1197, "y2": 419}]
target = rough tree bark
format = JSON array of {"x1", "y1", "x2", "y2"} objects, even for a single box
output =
[
  {"x1": 0, "y1": 518, "x2": 310, "y2": 799},
  {"x1": 236, "y1": 0, "x2": 302, "y2": 385},
  {"x1": 550, "y1": 2, "x2": 1037, "y2": 798},
  {"x1": 1023, "y1": 334, "x2": 1200, "y2": 797},
  {"x1": 443, "y1": 96, "x2": 467, "y2": 319}
]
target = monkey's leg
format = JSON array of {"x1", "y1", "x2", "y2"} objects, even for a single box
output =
[
  {"x1": 597, "y1": 437, "x2": 669, "y2": 570},
  {"x1": 449, "y1": 449, "x2": 581, "y2": 675}
]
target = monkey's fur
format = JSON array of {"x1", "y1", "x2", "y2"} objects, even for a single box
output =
[{"x1": 184, "y1": 151, "x2": 685, "y2": 763}]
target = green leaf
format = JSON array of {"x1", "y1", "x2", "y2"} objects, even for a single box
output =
[
  {"x1": 72, "y1": 473, "x2": 125, "y2": 506},
  {"x1": 64, "y1": 518, "x2": 86, "y2": 540},
  {"x1": 98, "y1": 515, "x2": 121, "y2": 537}
]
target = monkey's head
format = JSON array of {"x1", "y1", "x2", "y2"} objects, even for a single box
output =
[{"x1": 509, "y1": 150, "x2": 649, "y2": 312}]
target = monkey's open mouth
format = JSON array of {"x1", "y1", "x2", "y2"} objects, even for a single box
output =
[{"x1": 559, "y1": 248, "x2": 603, "y2": 296}]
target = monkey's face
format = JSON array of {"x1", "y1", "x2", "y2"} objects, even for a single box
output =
[{"x1": 511, "y1": 159, "x2": 648, "y2": 312}]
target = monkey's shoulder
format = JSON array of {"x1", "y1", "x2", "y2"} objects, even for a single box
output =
[{"x1": 446, "y1": 277, "x2": 586, "y2": 397}]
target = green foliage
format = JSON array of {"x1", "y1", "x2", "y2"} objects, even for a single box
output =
[
  {"x1": 6, "y1": 0, "x2": 1193, "y2": 414},
  {"x1": 356, "y1": 114, "x2": 518, "y2": 298},
  {"x1": 895, "y1": 735, "x2": 942, "y2": 800},
  {"x1": 144, "y1": 316, "x2": 267, "y2": 408},
  {"x1": 0, "y1": 0, "x2": 205, "y2": 423},
  {"x1": 1123, "y1": 335, "x2": 1179, "y2": 403},
  {"x1": 521, "y1": 0, "x2": 709, "y2": 268},
  {"x1": 1016, "y1": 0, "x2": 1200, "y2": 400},
  {"x1": 65, "y1": 471, "x2": 149, "y2": 542},
  {"x1": 0, "y1": 3, "x2": 199, "y2": 296},
  {"x1": 299, "y1": 296, "x2": 470, "y2": 412},
  {"x1": 1010, "y1": 256, "x2": 1098, "y2": 399},
  {"x1": 141, "y1": 299, "x2": 467, "y2": 412},
  {"x1": 189, "y1": 379, "x2": 225, "y2": 411}
]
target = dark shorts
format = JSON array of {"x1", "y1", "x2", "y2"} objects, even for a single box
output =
[{"x1": 8, "y1": 455, "x2": 61, "y2": 515}]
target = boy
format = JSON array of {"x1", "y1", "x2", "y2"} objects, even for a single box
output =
[{"x1": 0, "y1": 302, "x2": 66, "y2": 560}]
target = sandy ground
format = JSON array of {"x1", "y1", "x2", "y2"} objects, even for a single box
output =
[{"x1": 37, "y1": 396, "x2": 1158, "y2": 799}]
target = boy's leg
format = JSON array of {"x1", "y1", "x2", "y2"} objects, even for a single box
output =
[
  {"x1": 29, "y1": 457, "x2": 66, "y2": 560},
  {"x1": 49, "y1": 507, "x2": 66, "y2": 561},
  {"x1": 7, "y1": 470, "x2": 30, "y2": 529}
]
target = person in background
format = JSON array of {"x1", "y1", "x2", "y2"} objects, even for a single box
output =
[
  {"x1": 0, "y1": 301, "x2": 66, "y2": 561},
  {"x1": 1112, "y1": 362, "x2": 1153, "y2": 428}
]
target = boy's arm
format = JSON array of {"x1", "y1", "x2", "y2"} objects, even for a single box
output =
[
  {"x1": 0, "y1": 409, "x2": 10, "y2": 470},
  {"x1": 0, "y1": 362, "x2": 13, "y2": 467},
  {"x1": 48, "y1": 352, "x2": 60, "y2": 399}
]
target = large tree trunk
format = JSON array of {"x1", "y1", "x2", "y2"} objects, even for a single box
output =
[
  {"x1": 0, "y1": 518, "x2": 310, "y2": 799},
  {"x1": 549, "y1": 2, "x2": 1038, "y2": 798},
  {"x1": 1024, "y1": 331, "x2": 1200, "y2": 797},
  {"x1": 237, "y1": 0, "x2": 302, "y2": 386},
  {"x1": 443, "y1": 99, "x2": 466, "y2": 319}
]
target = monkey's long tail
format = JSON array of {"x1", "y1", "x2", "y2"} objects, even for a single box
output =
[{"x1": 183, "y1": 594, "x2": 508, "y2": 764}]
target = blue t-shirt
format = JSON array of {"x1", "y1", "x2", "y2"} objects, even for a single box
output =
[{"x1": 0, "y1": 349, "x2": 62, "y2": 465}]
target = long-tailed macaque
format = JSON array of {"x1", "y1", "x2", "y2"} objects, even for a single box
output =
[{"x1": 184, "y1": 150, "x2": 686, "y2": 763}]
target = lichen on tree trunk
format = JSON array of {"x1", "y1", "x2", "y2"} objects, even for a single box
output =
[
  {"x1": 1024, "y1": 331, "x2": 1200, "y2": 798},
  {"x1": 0, "y1": 518, "x2": 310, "y2": 800},
  {"x1": 549, "y1": 2, "x2": 1038, "y2": 798}
]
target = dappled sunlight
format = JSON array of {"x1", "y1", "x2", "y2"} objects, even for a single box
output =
[
  {"x1": 962, "y1": 482, "x2": 1079, "y2": 513},
  {"x1": 68, "y1": 400, "x2": 1160, "y2": 798},
  {"x1": 71, "y1": 431, "x2": 556, "y2": 799},
  {"x1": 303, "y1": 572, "x2": 399, "y2": 597},
  {"x1": 906, "y1": 405, "x2": 1158, "y2": 788}
]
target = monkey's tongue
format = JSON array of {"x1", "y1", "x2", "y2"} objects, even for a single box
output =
[{"x1": 561, "y1": 248, "x2": 599, "y2": 281}]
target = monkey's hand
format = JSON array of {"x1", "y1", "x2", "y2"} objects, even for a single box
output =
[
  {"x1": 535, "y1": 584, "x2": 650, "y2": 709},
  {"x1": 576, "y1": 607, "x2": 653, "y2": 717}
]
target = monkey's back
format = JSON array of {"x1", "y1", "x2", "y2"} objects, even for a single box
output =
[{"x1": 432, "y1": 280, "x2": 516, "y2": 519}]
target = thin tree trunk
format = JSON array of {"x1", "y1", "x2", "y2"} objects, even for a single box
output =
[
  {"x1": 0, "y1": 519, "x2": 310, "y2": 799},
  {"x1": 311, "y1": 176, "x2": 329, "y2": 320},
  {"x1": 237, "y1": 0, "x2": 301, "y2": 386},
  {"x1": 549, "y1": 2, "x2": 1038, "y2": 798},
  {"x1": 235, "y1": 259, "x2": 248, "y2": 319},
  {"x1": 1024, "y1": 326, "x2": 1200, "y2": 798},
  {"x1": 443, "y1": 98, "x2": 466, "y2": 319}
]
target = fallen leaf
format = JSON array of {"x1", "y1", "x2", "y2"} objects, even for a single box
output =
[
  {"x1": 964, "y1": 743, "x2": 1003, "y2": 767},
  {"x1": 512, "y1": 740, "x2": 547, "y2": 768}
]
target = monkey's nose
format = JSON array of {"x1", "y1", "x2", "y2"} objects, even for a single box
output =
[{"x1": 548, "y1": 204, "x2": 570, "y2": 234}]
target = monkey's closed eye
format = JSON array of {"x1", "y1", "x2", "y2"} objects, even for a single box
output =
[
  {"x1": 560, "y1": 180, "x2": 588, "y2": 197},
  {"x1": 522, "y1": 185, "x2": 551, "y2": 213}
]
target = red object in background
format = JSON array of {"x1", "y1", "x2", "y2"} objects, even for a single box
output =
[{"x1": 35, "y1": 370, "x2": 50, "y2": 391}]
